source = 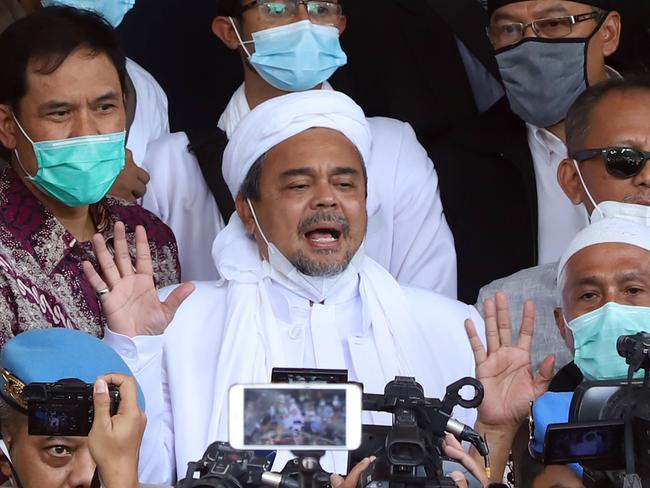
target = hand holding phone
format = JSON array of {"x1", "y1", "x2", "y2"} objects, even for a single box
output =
[{"x1": 229, "y1": 383, "x2": 362, "y2": 451}]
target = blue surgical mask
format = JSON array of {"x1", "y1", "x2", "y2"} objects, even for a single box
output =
[
  {"x1": 230, "y1": 18, "x2": 347, "y2": 92},
  {"x1": 566, "y1": 302, "x2": 650, "y2": 381},
  {"x1": 13, "y1": 118, "x2": 125, "y2": 207},
  {"x1": 41, "y1": 0, "x2": 136, "y2": 27}
]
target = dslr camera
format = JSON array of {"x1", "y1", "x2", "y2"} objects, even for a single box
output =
[
  {"x1": 536, "y1": 332, "x2": 650, "y2": 488},
  {"x1": 22, "y1": 378, "x2": 119, "y2": 437}
]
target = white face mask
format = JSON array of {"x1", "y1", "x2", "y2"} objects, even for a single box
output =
[
  {"x1": 573, "y1": 160, "x2": 650, "y2": 226},
  {"x1": 246, "y1": 199, "x2": 363, "y2": 303}
]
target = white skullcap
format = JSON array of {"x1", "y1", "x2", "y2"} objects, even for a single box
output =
[
  {"x1": 222, "y1": 90, "x2": 372, "y2": 198},
  {"x1": 558, "y1": 217, "x2": 650, "y2": 285}
]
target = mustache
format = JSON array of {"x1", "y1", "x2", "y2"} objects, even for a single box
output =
[
  {"x1": 298, "y1": 212, "x2": 350, "y2": 237},
  {"x1": 623, "y1": 191, "x2": 650, "y2": 206}
]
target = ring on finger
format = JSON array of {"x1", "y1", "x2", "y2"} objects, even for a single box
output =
[{"x1": 96, "y1": 287, "x2": 110, "y2": 296}]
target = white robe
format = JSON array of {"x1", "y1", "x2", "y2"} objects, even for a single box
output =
[
  {"x1": 106, "y1": 279, "x2": 484, "y2": 485},
  {"x1": 125, "y1": 59, "x2": 170, "y2": 165},
  {"x1": 140, "y1": 84, "x2": 457, "y2": 297}
]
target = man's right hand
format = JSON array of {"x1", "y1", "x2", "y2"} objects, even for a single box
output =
[{"x1": 82, "y1": 221, "x2": 195, "y2": 337}]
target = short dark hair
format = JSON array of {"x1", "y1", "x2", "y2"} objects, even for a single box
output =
[
  {"x1": 566, "y1": 76, "x2": 650, "y2": 156},
  {"x1": 0, "y1": 6, "x2": 127, "y2": 113},
  {"x1": 240, "y1": 153, "x2": 266, "y2": 201}
]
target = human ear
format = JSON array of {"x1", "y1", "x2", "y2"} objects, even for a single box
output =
[
  {"x1": 212, "y1": 16, "x2": 243, "y2": 50},
  {"x1": 598, "y1": 11, "x2": 621, "y2": 57},
  {"x1": 557, "y1": 158, "x2": 585, "y2": 206},
  {"x1": 0, "y1": 105, "x2": 18, "y2": 152},
  {"x1": 235, "y1": 194, "x2": 256, "y2": 235},
  {"x1": 337, "y1": 15, "x2": 347, "y2": 35}
]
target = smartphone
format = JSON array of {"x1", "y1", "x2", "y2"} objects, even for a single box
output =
[{"x1": 229, "y1": 383, "x2": 362, "y2": 451}]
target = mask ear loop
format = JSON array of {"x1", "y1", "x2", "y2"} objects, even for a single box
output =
[
  {"x1": 10, "y1": 115, "x2": 37, "y2": 180},
  {"x1": 573, "y1": 159, "x2": 604, "y2": 220},
  {"x1": 228, "y1": 16, "x2": 254, "y2": 58},
  {"x1": 246, "y1": 198, "x2": 275, "y2": 255}
]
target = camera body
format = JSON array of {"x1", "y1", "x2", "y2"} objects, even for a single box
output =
[
  {"x1": 22, "y1": 379, "x2": 119, "y2": 437},
  {"x1": 536, "y1": 332, "x2": 650, "y2": 487},
  {"x1": 177, "y1": 441, "x2": 272, "y2": 488},
  {"x1": 357, "y1": 376, "x2": 484, "y2": 488}
]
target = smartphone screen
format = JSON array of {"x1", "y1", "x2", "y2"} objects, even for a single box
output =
[{"x1": 229, "y1": 383, "x2": 362, "y2": 450}]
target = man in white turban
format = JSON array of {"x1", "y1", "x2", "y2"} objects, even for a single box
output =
[
  {"x1": 83, "y1": 91, "x2": 485, "y2": 485},
  {"x1": 462, "y1": 216, "x2": 650, "y2": 484}
]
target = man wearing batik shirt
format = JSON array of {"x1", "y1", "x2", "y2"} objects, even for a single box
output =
[{"x1": 0, "y1": 7, "x2": 180, "y2": 345}]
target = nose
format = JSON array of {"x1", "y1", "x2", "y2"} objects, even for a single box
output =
[
  {"x1": 70, "y1": 110, "x2": 100, "y2": 138},
  {"x1": 521, "y1": 22, "x2": 537, "y2": 39},
  {"x1": 295, "y1": 1, "x2": 311, "y2": 21},
  {"x1": 632, "y1": 158, "x2": 650, "y2": 187},
  {"x1": 310, "y1": 181, "x2": 337, "y2": 210},
  {"x1": 67, "y1": 449, "x2": 96, "y2": 488}
]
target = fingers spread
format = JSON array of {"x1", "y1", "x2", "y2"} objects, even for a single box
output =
[
  {"x1": 134, "y1": 226, "x2": 154, "y2": 276},
  {"x1": 113, "y1": 222, "x2": 134, "y2": 278},
  {"x1": 82, "y1": 261, "x2": 109, "y2": 294},
  {"x1": 517, "y1": 299, "x2": 536, "y2": 351},
  {"x1": 92, "y1": 233, "x2": 122, "y2": 288},
  {"x1": 163, "y1": 282, "x2": 195, "y2": 319},
  {"x1": 465, "y1": 319, "x2": 487, "y2": 365},
  {"x1": 495, "y1": 292, "x2": 512, "y2": 347},
  {"x1": 533, "y1": 355, "x2": 556, "y2": 398},
  {"x1": 483, "y1": 298, "x2": 500, "y2": 354}
]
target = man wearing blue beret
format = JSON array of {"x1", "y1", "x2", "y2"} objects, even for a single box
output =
[{"x1": 0, "y1": 328, "x2": 167, "y2": 488}]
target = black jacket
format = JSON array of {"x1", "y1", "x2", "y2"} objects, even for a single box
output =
[{"x1": 429, "y1": 97, "x2": 538, "y2": 303}]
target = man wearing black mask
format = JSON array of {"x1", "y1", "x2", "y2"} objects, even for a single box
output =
[{"x1": 430, "y1": 0, "x2": 621, "y2": 302}]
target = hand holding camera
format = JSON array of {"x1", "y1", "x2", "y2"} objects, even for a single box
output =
[{"x1": 88, "y1": 373, "x2": 146, "y2": 488}]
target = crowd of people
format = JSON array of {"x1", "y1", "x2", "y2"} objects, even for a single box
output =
[{"x1": 0, "y1": 0, "x2": 648, "y2": 487}]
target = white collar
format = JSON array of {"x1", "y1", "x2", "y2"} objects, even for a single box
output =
[{"x1": 218, "y1": 81, "x2": 335, "y2": 138}]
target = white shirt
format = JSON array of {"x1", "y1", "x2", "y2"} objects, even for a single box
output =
[
  {"x1": 106, "y1": 279, "x2": 483, "y2": 484},
  {"x1": 527, "y1": 123, "x2": 589, "y2": 264},
  {"x1": 125, "y1": 59, "x2": 170, "y2": 165},
  {"x1": 141, "y1": 84, "x2": 458, "y2": 297}
]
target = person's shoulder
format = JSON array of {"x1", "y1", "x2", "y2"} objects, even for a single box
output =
[
  {"x1": 160, "y1": 281, "x2": 228, "y2": 333},
  {"x1": 125, "y1": 58, "x2": 166, "y2": 97},
  {"x1": 401, "y1": 285, "x2": 474, "y2": 320},
  {"x1": 140, "y1": 131, "x2": 195, "y2": 176},
  {"x1": 145, "y1": 131, "x2": 192, "y2": 158},
  {"x1": 483, "y1": 262, "x2": 558, "y2": 293}
]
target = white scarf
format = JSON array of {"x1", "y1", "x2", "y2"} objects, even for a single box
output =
[{"x1": 205, "y1": 215, "x2": 441, "y2": 448}]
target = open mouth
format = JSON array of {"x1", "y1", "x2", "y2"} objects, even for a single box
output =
[{"x1": 303, "y1": 224, "x2": 343, "y2": 247}]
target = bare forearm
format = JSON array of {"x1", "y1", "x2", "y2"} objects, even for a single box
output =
[{"x1": 471, "y1": 420, "x2": 518, "y2": 484}]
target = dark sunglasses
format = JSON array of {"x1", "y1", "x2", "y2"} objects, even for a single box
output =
[{"x1": 572, "y1": 147, "x2": 650, "y2": 179}]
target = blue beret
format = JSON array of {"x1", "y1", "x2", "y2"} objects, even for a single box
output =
[{"x1": 0, "y1": 329, "x2": 145, "y2": 411}]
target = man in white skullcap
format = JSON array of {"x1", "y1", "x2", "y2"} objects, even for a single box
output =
[
  {"x1": 84, "y1": 91, "x2": 484, "y2": 485},
  {"x1": 462, "y1": 216, "x2": 650, "y2": 483}
]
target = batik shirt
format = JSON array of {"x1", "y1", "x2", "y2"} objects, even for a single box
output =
[{"x1": 0, "y1": 168, "x2": 180, "y2": 346}]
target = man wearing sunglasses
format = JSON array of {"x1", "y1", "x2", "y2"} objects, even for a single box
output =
[
  {"x1": 138, "y1": 0, "x2": 458, "y2": 299},
  {"x1": 477, "y1": 76, "x2": 650, "y2": 380}
]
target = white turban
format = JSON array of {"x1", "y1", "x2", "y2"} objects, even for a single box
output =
[
  {"x1": 558, "y1": 217, "x2": 650, "y2": 285},
  {"x1": 222, "y1": 90, "x2": 372, "y2": 198}
]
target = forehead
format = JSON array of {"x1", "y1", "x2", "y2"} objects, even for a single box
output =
[
  {"x1": 263, "y1": 128, "x2": 363, "y2": 172},
  {"x1": 582, "y1": 90, "x2": 650, "y2": 149},
  {"x1": 565, "y1": 243, "x2": 650, "y2": 283},
  {"x1": 23, "y1": 48, "x2": 121, "y2": 104},
  {"x1": 492, "y1": 0, "x2": 592, "y2": 19}
]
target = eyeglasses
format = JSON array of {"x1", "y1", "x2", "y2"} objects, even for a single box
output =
[
  {"x1": 240, "y1": 0, "x2": 342, "y2": 26},
  {"x1": 572, "y1": 147, "x2": 650, "y2": 179},
  {"x1": 487, "y1": 11, "x2": 604, "y2": 48}
]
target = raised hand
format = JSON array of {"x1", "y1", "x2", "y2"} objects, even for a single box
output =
[
  {"x1": 82, "y1": 221, "x2": 195, "y2": 337},
  {"x1": 465, "y1": 292, "x2": 555, "y2": 429}
]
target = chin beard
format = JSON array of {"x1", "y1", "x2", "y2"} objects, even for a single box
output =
[{"x1": 291, "y1": 249, "x2": 355, "y2": 277}]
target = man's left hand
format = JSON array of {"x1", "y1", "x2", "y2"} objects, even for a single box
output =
[{"x1": 108, "y1": 149, "x2": 150, "y2": 202}]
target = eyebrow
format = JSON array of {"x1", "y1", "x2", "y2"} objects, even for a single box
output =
[
  {"x1": 94, "y1": 91, "x2": 120, "y2": 103},
  {"x1": 37, "y1": 91, "x2": 120, "y2": 112},
  {"x1": 492, "y1": 4, "x2": 571, "y2": 23},
  {"x1": 279, "y1": 166, "x2": 360, "y2": 179}
]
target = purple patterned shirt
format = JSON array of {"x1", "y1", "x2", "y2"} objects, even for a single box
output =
[{"x1": 0, "y1": 168, "x2": 180, "y2": 346}]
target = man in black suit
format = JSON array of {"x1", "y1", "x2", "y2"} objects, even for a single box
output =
[{"x1": 430, "y1": 0, "x2": 622, "y2": 303}]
